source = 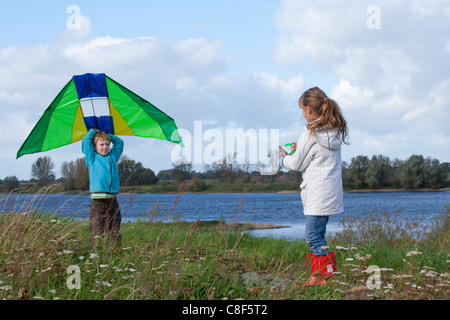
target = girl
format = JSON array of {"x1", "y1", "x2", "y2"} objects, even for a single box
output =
[{"x1": 280, "y1": 87, "x2": 348, "y2": 285}]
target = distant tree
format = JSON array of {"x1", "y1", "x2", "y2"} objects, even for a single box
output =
[
  {"x1": 207, "y1": 153, "x2": 240, "y2": 183},
  {"x1": 347, "y1": 155, "x2": 369, "y2": 189},
  {"x1": 118, "y1": 155, "x2": 158, "y2": 186},
  {"x1": 31, "y1": 156, "x2": 55, "y2": 185},
  {"x1": 75, "y1": 158, "x2": 90, "y2": 190},
  {"x1": 60, "y1": 157, "x2": 89, "y2": 190},
  {"x1": 365, "y1": 154, "x2": 391, "y2": 189},
  {"x1": 3, "y1": 176, "x2": 20, "y2": 192},
  {"x1": 172, "y1": 158, "x2": 194, "y2": 183},
  {"x1": 400, "y1": 155, "x2": 425, "y2": 189},
  {"x1": 157, "y1": 169, "x2": 174, "y2": 181},
  {"x1": 61, "y1": 161, "x2": 77, "y2": 190},
  {"x1": 424, "y1": 157, "x2": 447, "y2": 189},
  {"x1": 193, "y1": 178, "x2": 207, "y2": 192},
  {"x1": 389, "y1": 158, "x2": 404, "y2": 189},
  {"x1": 342, "y1": 161, "x2": 351, "y2": 188}
]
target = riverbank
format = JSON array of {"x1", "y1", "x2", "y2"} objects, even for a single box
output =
[
  {"x1": 0, "y1": 209, "x2": 448, "y2": 301},
  {"x1": 3, "y1": 181, "x2": 450, "y2": 195},
  {"x1": 346, "y1": 187, "x2": 450, "y2": 193}
]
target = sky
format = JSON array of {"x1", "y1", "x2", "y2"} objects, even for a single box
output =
[{"x1": 1, "y1": 0, "x2": 449, "y2": 180}]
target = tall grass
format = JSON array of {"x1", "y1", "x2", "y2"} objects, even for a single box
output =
[{"x1": 0, "y1": 188, "x2": 448, "y2": 300}]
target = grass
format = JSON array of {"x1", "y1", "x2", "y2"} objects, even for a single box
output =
[{"x1": 0, "y1": 188, "x2": 448, "y2": 300}]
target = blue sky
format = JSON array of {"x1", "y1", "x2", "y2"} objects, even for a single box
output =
[
  {"x1": 1, "y1": 1, "x2": 281, "y2": 74},
  {"x1": 1, "y1": 1, "x2": 449, "y2": 180}
]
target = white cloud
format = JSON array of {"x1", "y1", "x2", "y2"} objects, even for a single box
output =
[
  {"x1": 331, "y1": 80, "x2": 374, "y2": 110},
  {"x1": 2, "y1": 1, "x2": 449, "y2": 181},
  {"x1": 273, "y1": 0, "x2": 450, "y2": 163},
  {"x1": 254, "y1": 72, "x2": 304, "y2": 98},
  {"x1": 0, "y1": 26, "x2": 302, "y2": 179}
]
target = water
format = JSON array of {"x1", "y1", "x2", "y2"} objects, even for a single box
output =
[{"x1": 1, "y1": 191, "x2": 449, "y2": 240}]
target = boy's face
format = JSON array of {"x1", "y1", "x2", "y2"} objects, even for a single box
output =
[{"x1": 95, "y1": 139, "x2": 111, "y2": 156}]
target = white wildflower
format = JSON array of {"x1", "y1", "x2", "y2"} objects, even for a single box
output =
[
  {"x1": 380, "y1": 268, "x2": 394, "y2": 272},
  {"x1": 89, "y1": 253, "x2": 99, "y2": 259},
  {"x1": 0, "y1": 285, "x2": 12, "y2": 291}
]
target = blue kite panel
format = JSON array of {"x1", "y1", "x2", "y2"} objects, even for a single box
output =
[
  {"x1": 73, "y1": 73, "x2": 109, "y2": 100},
  {"x1": 83, "y1": 116, "x2": 115, "y2": 134}
]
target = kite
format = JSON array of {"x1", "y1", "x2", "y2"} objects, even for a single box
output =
[{"x1": 17, "y1": 73, "x2": 184, "y2": 158}]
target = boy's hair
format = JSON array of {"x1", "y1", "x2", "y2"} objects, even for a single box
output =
[
  {"x1": 92, "y1": 131, "x2": 111, "y2": 147},
  {"x1": 299, "y1": 87, "x2": 349, "y2": 144}
]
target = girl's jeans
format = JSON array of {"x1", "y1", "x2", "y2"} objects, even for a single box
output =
[{"x1": 305, "y1": 215, "x2": 329, "y2": 257}]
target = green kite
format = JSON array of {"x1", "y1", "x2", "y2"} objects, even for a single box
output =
[{"x1": 17, "y1": 73, "x2": 184, "y2": 158}]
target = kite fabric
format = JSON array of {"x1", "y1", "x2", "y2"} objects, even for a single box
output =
[{"x1": 17, "y1": 73, "x2": 184, "y2": 158}]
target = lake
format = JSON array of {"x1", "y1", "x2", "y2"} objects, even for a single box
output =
[{"x1": 1, "y1": 190, "x2": 449, "y2": 240}]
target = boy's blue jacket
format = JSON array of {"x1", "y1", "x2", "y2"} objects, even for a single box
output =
[{"x1": 81, "y1": 129, "x2": 124, "y2": 194}]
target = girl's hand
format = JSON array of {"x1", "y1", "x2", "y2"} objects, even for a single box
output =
[
  {"x1": 279, "y1": 146, "x2": 287, "y2": 157},
  {"x1": 291, "y1": 142, "x2": 297, "y2": 152}
]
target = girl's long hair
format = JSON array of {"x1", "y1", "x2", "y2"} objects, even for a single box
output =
[{"x1": 299, "y1": 87, "x2": 349, "y2": 144}]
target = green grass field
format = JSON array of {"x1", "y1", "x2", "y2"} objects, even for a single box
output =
[{"x1": 0, "y1": 191, "x2": 448, "y2": 300}]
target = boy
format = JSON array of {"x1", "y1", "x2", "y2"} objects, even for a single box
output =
[{"x1": 82, "y1": 128, "x2": 124, "y2": 244}]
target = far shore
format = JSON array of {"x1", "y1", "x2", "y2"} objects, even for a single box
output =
[
  {"x1": 344, "y1": 187, "x2": 450, "y2": 193},
  {"x1": 276, "y1": 188, "x2": 450, "y2": 194},
  {"x1": 2, "y1": 183, "x2": 449, "y2": 195}
]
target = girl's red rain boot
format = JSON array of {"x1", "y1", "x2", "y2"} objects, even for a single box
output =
[
  {"x1": 305, "y1": 252, "x2": 337, "y2": 286},
  {"x1": 305, "y1": 253, "x2": 319, "y2": 285}
]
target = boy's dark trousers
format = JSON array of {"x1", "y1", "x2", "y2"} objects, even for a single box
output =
[{"x1": 89, "y1": 198, "x2": 122, "y2": 243}]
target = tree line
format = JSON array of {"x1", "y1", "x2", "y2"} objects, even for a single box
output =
[
  {"x1": 1, "y1": 153, "x2": 448, "y2": 192},
  {"x1": 342, "y1": 154, "x2": 448, "y2": 190}
]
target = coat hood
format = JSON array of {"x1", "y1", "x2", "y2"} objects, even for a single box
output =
[{"x1": 312, "y1": 126, "x2": 342, "y2": 150}]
